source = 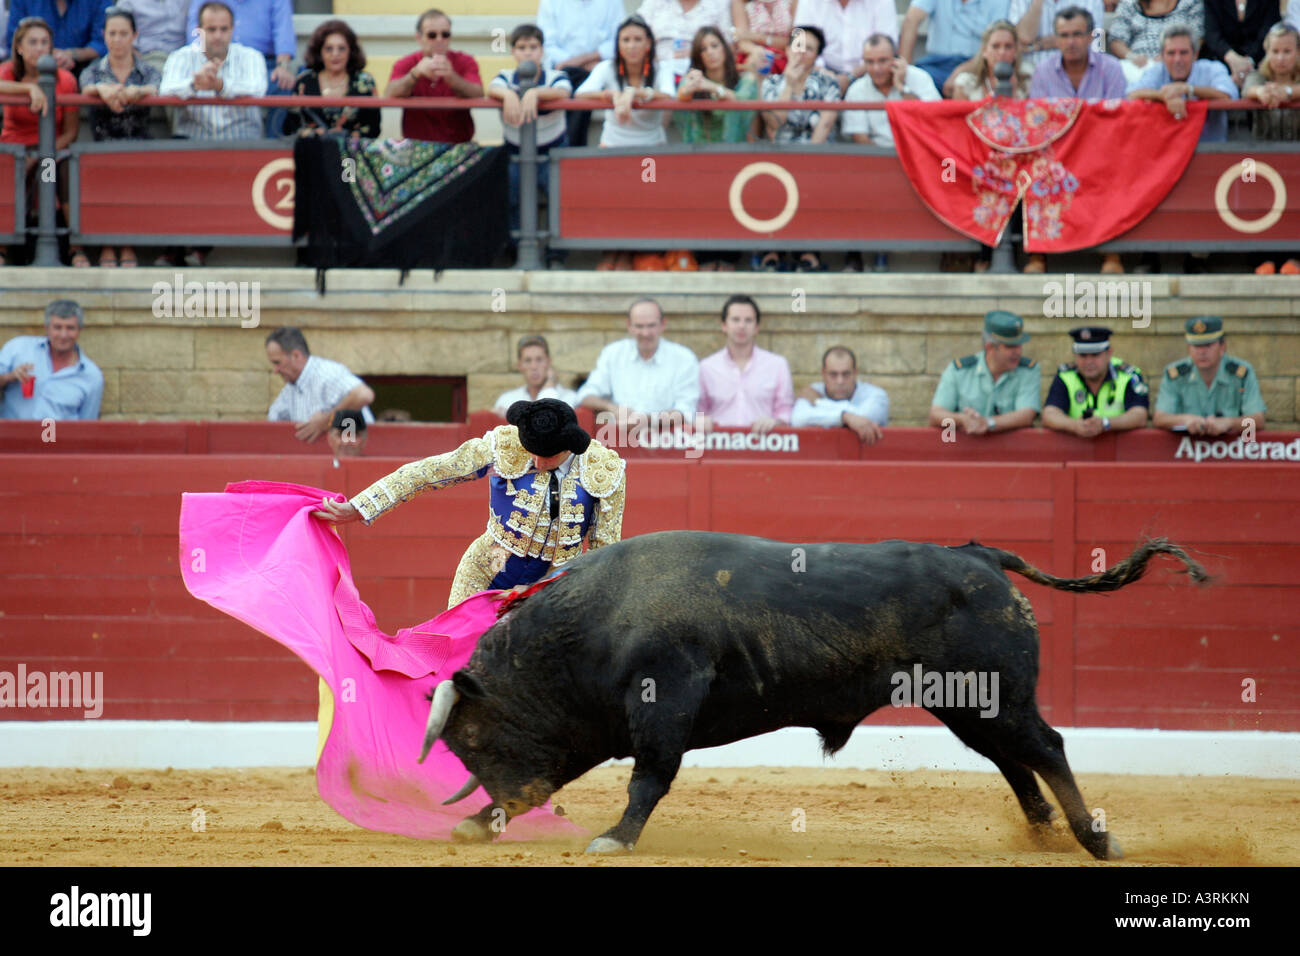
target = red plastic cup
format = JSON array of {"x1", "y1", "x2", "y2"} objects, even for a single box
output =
[{"x1": 21, "y1": 376, "x2": 35, "y2": 399}]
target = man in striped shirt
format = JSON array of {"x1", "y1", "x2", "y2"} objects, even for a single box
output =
[
  {"x1": 159, "y1": 1, "x2": 267, "y2": 140},
  {"x1": 266, "y1": 327, "x2": 376, "y2": 444}
]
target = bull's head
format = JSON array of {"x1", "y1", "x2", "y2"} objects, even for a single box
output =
[{"x1": 419, "y1": 671, "x2": 566, "y2": 824}]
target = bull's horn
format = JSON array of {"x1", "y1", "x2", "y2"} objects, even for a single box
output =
[
  {"x1": 441, "y1": 775, "x2": 480, "y2": 806},
  {"x1": 418, "y1": 681, "x2": 460, "y2": 764}
]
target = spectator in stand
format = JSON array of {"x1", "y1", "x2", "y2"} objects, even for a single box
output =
[
  {"x1": 1009, "y1": 0, "x2": 1106, "y2": 70},
  {"x1": 798, "y1": 0, "x2": 898, "y2": 93},
  {"x1": 328, "y1": 409, "x2": 368, "y2": 464},
  {"x1": 1, "y1": 299, "x2": 103, "y2": 420},
  {"x1": 1244, "y1": 21, "x2": 1299, "y2": 139},
  {"x1": 928, "y1": 311, "x2": 1042, "y2": 436},
  {"x1": 1153, "y1": 316, "x2": 1266, "y2": 434},
  {"x1": 1025, "y1": 7, "x2": 1128, "y2": 275},
  {"x1": 494, "y1": 335, "x2": 580, "y2": 415},
  {"x1": 110, "y1": 0, "x2": 189, "y2": 76},
  {"x1": 266, "y1": 327, "x2": 376, "y2": 444},
  {"x1": 731, "y1": 0, "x2": 797, "y2": 74},
  {"x1": 283, "y1": 19, "x2": 380, "y2": 139},
  {"x1": 158, "y1": 1, "x2": 264, "y2": 267},
  {"x1": 791, "y1": 345, "x2": 888, "y2": 444},
  {"x1": 676, "y1": 25, "x2": 759, "y2": 271},
  {"x1": 696, "y1": 294, "x2": 794, "y2": 433},
  {"x1": 1042, "y1": 326, "x2": 1150, "y2": 438},
  {"x1": 899, "y1": 0, "x2": 1010, "y2": 93},
  {"x1": 758, "y1": 24, "x2": 837, "y2": 272},
  {"x1": 635, "y1": 0, "x2": 732, "y2": 71},
  {"x1": 843, "y1": 33, "x2": 939, "y2": 273},
  {"x1": 489, "y1": 23, "x2": 572, "y2": 269},
  {"x1": 80, "y1": 7, "x2": 159, "y2": 268},
  {"x1": 1107, "y1": 0, "x2": 1206, "y2": 85},
  {"x1": 1204, "y1": 0, "x2": 1281, "y2": 87},
  {"x1": 0, "y1": 17, "x2": 82, "y2": 267},
  {"x1": 386, "y1": 8, "x2": 483, "y2": 144},
  {"x1": 1246, "y1": 22, "x2": 1299, "y2": 274},
  {"x1": 576, "y1": 15, "x2": 676, "y2": 271},
  {"x1": 951, "y1": 19, "x2": 1031, "y2": 100},
  {"x1": 578, "y1": 297, "x2": 700, "y2": 429},
  {"x1": 185, "y1": 0, "x2": 295, "y2": 135},
  {"x1": 1129, "y1": 24, "x2": 1237, "y2": 141},
  {"x1": 4, "y1": 0, "x2": 109, "y2": 72},
  {"x1": 537, "y1": 0, "x2": 623, "y2": 146}
]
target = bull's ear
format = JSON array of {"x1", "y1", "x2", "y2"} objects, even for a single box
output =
[{"x1": 452, "y1": 671, "x2": 487, "y2": 700}]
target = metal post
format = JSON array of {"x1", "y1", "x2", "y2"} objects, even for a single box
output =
[
  {"x1": 987, "y1": 61, "x2": 1017, "y2": 273},
  {"x1": 515, "y1": 59, "x2": 540, "y2": 270},
  {"x1": 33, "y1": 54, "x2": 61, "y2": 266}
]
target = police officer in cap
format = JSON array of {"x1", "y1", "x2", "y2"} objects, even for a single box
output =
[
  {"x1": 928, "y1": 310, "x2": 1042, "y2": 436},
  {"x1": 1153, "y1": 317, "x2": 1267, "y2": 436},
  {"x1": 1042, "y1": 326, "x2": 1149, "y2": 438}
]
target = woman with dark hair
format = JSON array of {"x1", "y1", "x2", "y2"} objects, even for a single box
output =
[
  {"x1": 1203, "y1": 0, "x2": 1281, "y2": 86},
  {"x1": 80, "y1": 7, "x2": 159, "y2": 267},
  {"x1": 314, "y1": 398, "x2": 628, "y2": 608},
  {"x1": 576, "y1": 15, "x2": 676, "y2": 269},
  {"x1": 676, "y1": 26, "x2": 758, "y2": 270},
  {"x1": 283, "y1": 18, "x2": 380, "y2": 138},
  {"x1": 0, "y1": 17, "x2": 81, "y2": 266}
]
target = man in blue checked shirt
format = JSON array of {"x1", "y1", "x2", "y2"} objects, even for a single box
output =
[
  {"x1": 0, "y1": 300, "x2": 103, "y2": 421},
  {"x1": 4, "y1": 0, "x2": 110, "y2": 71}
]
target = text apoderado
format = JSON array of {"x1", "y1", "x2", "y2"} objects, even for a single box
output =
[{"x1": 1174, "y1": 437, "x2": 1300, "y2": 462}]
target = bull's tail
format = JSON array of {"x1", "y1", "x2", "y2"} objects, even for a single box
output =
[{"x1": 976, "y1": 537, "x2": 1209, "y2": 593}]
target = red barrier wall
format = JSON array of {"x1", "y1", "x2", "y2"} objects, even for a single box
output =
[{"x1": 2, "y1": 452, "x2": 1296, "y2": 731}]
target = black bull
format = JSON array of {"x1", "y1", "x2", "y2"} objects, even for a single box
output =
[{"x1": 421, "y1": 531, "x2": 1207, "y2": 858}]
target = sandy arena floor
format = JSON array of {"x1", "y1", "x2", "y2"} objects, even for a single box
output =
[{"x1": 1, "y1": 766, "x2": 1296, "y2": 867}]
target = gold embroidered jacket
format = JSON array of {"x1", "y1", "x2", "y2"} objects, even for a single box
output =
[{"x1": 349, "y1": 425, "x2": 626, "y2": 566}]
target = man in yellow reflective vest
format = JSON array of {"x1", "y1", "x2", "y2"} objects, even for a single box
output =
[{"x1": 1041, "y1": 326, "x2": 1150, "y2": 438}]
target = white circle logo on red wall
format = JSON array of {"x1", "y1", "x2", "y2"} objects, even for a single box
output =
[
  {"x1": 1215, "y1": 161, "x2": 1286, "y2": 234},
  {"x1": 251, "y1": 158, "x2": 296, "y2": 231},
  {"x1": 729, "y1": 162, "x2": 799, "y2": 234}
]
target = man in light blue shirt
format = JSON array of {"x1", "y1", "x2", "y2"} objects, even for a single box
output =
[
  {"x1": 1027, "y1": 6, "x2": 1127, "y2": 99},
  {"x1": 900, "y1": 0, "x2": 1010, "y2": 92},
  {"x1": 537, "y1": 0, "x2": 622, "y2": 146},
  {"x1": 1129, "y1": 25, "x2": 1237, "y2": 142},
  {"x1": 1, "y1": 300, "x2": 103, "y2": 420},
  {"x1": 791, "y1": 346, "x2": 889, "y2": 445}
]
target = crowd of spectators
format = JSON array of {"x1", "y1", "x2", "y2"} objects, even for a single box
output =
[{"x1": 0, "y1": 0, "x2": 1295, "y2": 271}]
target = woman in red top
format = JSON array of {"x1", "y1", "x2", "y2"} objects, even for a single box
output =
[{"x1": 0, "y1": 17, "x2": 82, "y2": 266}]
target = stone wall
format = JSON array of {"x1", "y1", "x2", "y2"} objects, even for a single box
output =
[{"x1": 1, "y1": 269, "x2": 1295, "y2": 427}]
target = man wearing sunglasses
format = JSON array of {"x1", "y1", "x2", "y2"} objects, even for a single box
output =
[{"x1": 386, "y1": 7, "x2": 483, "y2": 143}]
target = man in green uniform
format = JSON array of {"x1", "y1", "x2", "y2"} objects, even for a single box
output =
[
  {"x1": 1042, "y1": 326, "x2": 1149, "y2": 438},
  {"x1": 928, "y1": 310, "x2": 1041, "y2": 436},
  {"x1": 1153, "y1": 317, "x2": 1266, "y2": 436}
]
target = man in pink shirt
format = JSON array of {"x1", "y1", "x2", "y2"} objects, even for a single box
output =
[{"x1": 696, "y1": 295, "x2": 794, "y2": 433}]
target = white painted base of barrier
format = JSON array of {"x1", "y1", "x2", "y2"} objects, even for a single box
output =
[{"x1": 1, "y1": 722, "x2": 1296, "y2": 778}]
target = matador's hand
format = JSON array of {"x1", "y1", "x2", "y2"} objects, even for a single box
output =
[{"x1": 311, "y1": 498, "x2": 362, "y2": 523}]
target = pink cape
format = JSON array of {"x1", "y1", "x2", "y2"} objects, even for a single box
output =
[{"x1": 178, "y1": 480, "x2": 583, "y2": 842}]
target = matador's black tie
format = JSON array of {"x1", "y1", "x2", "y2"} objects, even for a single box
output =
[{"x1": 548, "y1": 471, "x2": 560, "y2": 521}]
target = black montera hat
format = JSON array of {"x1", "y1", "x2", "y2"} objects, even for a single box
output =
[{"x1": 507, "y1": 399, "x2": 591, "y2": 458}]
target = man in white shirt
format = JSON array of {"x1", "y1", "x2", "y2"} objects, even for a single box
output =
[
  {"x1": 159, "y1": 1, "x2": 267, "y2": 140},
  {"x1": 266, "y1": 327, "x2": 375, "y2": 443},
  {"x1": 493, "y1": 335, "x2": 579, "y2": 415},
  {"x1": 578, "y1": 297, "x2": 700, "y2": 430},
  {"x1": 791, "y1": 346, "x2": 889, "y2": 445},
  {"x1": 843, "y1": 34, "x2": 941, "y2": 150}
]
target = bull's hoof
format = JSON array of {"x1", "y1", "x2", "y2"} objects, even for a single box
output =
[
  {"x1": 1106, "y1": 834, "x2": 1125, "y2": 860},
  {"x1": 584, "y1": 836, "x2": 634, "y2": 854},
  {"x1": 450, "y1": 818, "x2": 493, "y2": 843}
]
